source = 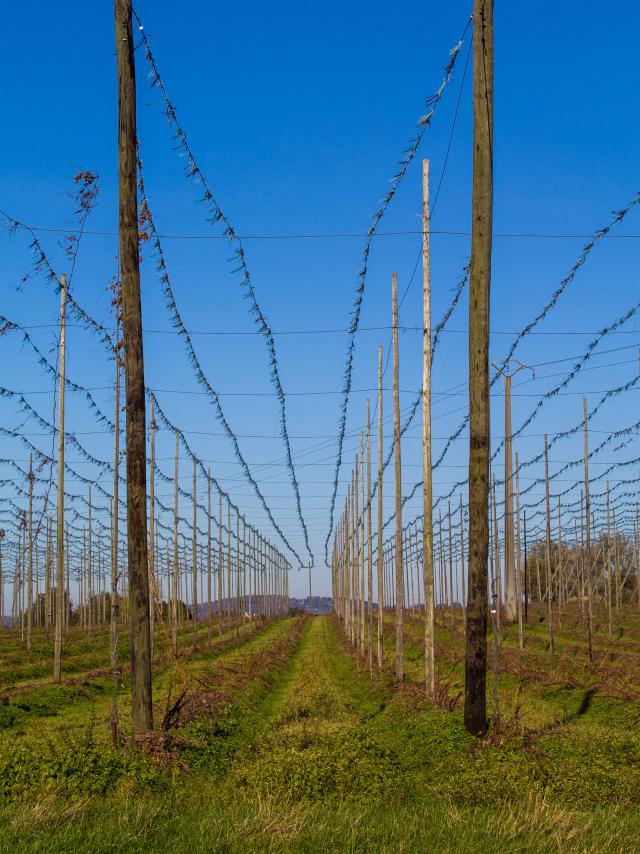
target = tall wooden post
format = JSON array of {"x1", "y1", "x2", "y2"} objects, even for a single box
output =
[
  {"x1": 207, "y1": 471, "x2": 212, "y2": 643},
  {"x1": 115, "y1": 0, "x2": 152, "y2": 731},
  {"x1": 523, "y1": 510, "x2": 529, "y2": 621},
  {"x1": 515, "y1": 452, "x2": 524, "y2": 649},
  {"x1": 111, "y1": 347, "x2": 121, "y2": 675},
  {"x1": 557, "y1": 496, "x2": 563, "y2": 629},
  {"x1": 464, "y1": 0, "x2": 493, "y2": 737},
  {"x1": 227, "y1": 501, "x2": 231, "y2": 630},
  {"x1": 366, "y1": 399, "x2": 373, "y2": 671},
  {"x1": 359, "y1": 435, "x2": 366, "y2": 652},
  {"x1": 218, "y1": 490, "x2": 223, "y2": 635},
  {"x1": 27, "y1": 454, "x2": 33, "y2": 651},
  {"x1": 172, "y1": 431, "x2": 179, "y2": 654},
  {"x1": 45, "y1": 517, "x2": 52, "y2": 632},
  {"x1": 88, "y1": 485, "x2": 93, "y2": 640},
  {"x1": 235, "y1": 511, "x2": 241, "y2": 635},
  {"x1": 392, "y1": 272, "x2": 404, "y2": 682},
  {"x1": 376, "y1": 345, "x2": 384, "y2": 669},
  {"x1": 503, "y1": 373, "x2": 516, "y2": 620},
  {"x1": 149, "y1": 398, "x2": 156, "y2": 650},
  {"x1": 635, "y1": 507, "x2": 640, "y2": 610},
  {"x1": 192, "y1": 458, "x2": 198, "y2": 647},
  {"x1": 606, "y1": 481, "x2": 612, "y2": 642},
  {"x1": 492, "y1": 474, "x2": 501, "y2": 634},
  {"x1": 544, "y1": 434, "x2": 555, "y2": 653},
  {"x1": 53, "y1": 273, "x2": 67, "y2": 682},
  {"x1": 583, "y1": 398, "x2": 593, "y2": 661},
  {"x1": 0, "y1": 535, "x2": 4, "y2": 630},
  {"x1": 459, "y1": 495, "x2": 467, "y2": 632},
  {"x1": 422, "y1": 159, "x2": 435, "y2": 698}
]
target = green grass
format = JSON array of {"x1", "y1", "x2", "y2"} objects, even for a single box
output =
[{"x1": 1, "y1": 609, "x2": 640, "y2": 851}]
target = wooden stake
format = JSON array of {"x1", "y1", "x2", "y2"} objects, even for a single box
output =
[
  {"x1": 111, "y1": 345, "x2": 121, "y2": 686},
  {"x1": 392, "y1": 272, "x2": 404, "y2": 682},
  {"x1": 207, "y1": 471, "x2": 212, "y2": 643},
  {"x1": 149, "y1": 398, "x2": 156, "y2": 652},
  {"x1": 377, "y1": 345, "x2": 384, "y2": 670},
  {"x1": 359, "y1": 436, "x2": 366, "y2": 653},
  {"x1": 422, "y1": 160, "x2": 435, "y2": 698},
  {"x1": 88, "y1": 485, "x2": 93, "y2": 640},
  {"x1": 115, "y1": 0, "x2": 152, "y2": 731},
  {"x1": 192, "y1": 457, "x2": 198, "y2": 647},
  {"x1": 53, "y1": 273, "x2": 67, "y2": 683},
  {"x1": 515, "y1": 452, "x2": 524, "y2": 649},
  {"x1": 366, "y1": 399, "x2": 373, "y2": 672},
  {"x1": 172, "y1": 431, "x2": 179, "y2": 654},
  {"x1": 218, "y1": 490, "x2": 223, "y2": 635},
  {"x1": 606, "y1": 481, "x2": 612, "y2": 642},
  {"x1": 503, "y1": 372, "x2": 516, "y2": 621},
  {"x1": 583, "y1": 397, "x2": 593, "y2": 661},
  {"x1": 544, "y1": 434, "x2": 555, "y2": 653},
  {"x1": 464, "y1": 0, "x2": 493, "y2": 738},
  {"x1": 27, "y1": 454, "x2": 33, "y2": 652}
]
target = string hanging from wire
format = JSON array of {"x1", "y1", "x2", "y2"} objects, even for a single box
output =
[
  {"x1": 135, "y1": 166, "x2": 304, "y2": 568},
  {"x1": 324, "y1": 18, "x2": 472, "y2": 567},
  {"x1": 133, "y1": 15, "x2": 313, "y2": 568}
]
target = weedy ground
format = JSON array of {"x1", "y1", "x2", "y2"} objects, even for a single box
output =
[{"x1": 1, "y1": 605, "x2": 640, "y2": 852}]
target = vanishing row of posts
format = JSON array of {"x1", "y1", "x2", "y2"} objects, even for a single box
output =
[
  {"x1": 7, "y1": 0, "x2": 287, "y2": 738},
  {"x1": 333, "y1": 1, "x2": 495, "y2": 736},
  {"x1": 1, "y1": 3, "x2": 292, "y2": 739},
  {"x1": 332, "y1": 0, "x2": 640, "y2": 740}
]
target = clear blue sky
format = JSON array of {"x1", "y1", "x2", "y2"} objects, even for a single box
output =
[{"x1": 1, "y1": 1, "x2": 639, "y2": 600}]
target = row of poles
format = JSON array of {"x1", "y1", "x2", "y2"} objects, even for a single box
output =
[
  {"x1": 1, "y1": 275, "x2": 290, "y2": 747},
  {"x1": 332, "y1": 0, "x2": 638, "y2": 739},
  {"x1": 1, "y1": 1, "x2": 299, "y2": 734},
  {"x1": 1, "y1": 494, "x2": 290, "y2": 651},
  {"x1": 333, "y1": 407, "x2": 640, "y2": 673}
]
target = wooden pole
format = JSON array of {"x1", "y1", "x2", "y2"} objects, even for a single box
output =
[
  {"x1": 88, "y1": 484, "x2": 93, "y2": 640},
  {"x1": 515, "y1": 452, "x2": 524, "y2": 649},
  {"x1": 392, "y1": 272, "x2": 404, "y2": 682},
  {"x1": 45, "y1": 517, "x2": 52, "y2": 632},
  {"x1": 606, "y1": 481, "x2": 612, "y2": 642},
  {"x1": 422, "y1": 159, "x2": 435, "y2": 698},
  {"x1": 376, "y1": 345, "x2": 384, "y2": 670},
  {"x1": 235, "y1": 511, "x2": 241, "y2": 635},
  {"x1": 359, "y1": 435, "x2": 366, "y2": 653},
  {"x1": 459, "y1": 495, "x2": 466, "y2": 632},
  {"x1": 583, "y1": 397, "x2": 593, "y2": 661},
  {"x1": 149, "y1": 398, "x2": 156, "y2": 653},
  {"x1": 557, "y1": 495, "x2": 562, "y2": 630},
  {"x1": 227, "y1": 500, "x2": 231, "y2": 630},
  {"x1": 27, "y1": 455, "x2": 33, "y2": 652},
  {"x1": 218, "y1": 490, "x2": 223, "y2": 635},
  {"x1": 0, "y1": 536, "x2": 4, "y2": 630},
  {"x1": 448, "y1": 501, "x2": 454, "y2": 630},
  {"x1": 492, "y1": 474, "x2": 501, "y2": 634},
  {"x1": 192, "y1": 457, "x2": 198, "y2": 647},
  {"x1": 172, "y1": 431, "x2": 179, "y2": 654},
  {"x1": 464, "y1": 0, "x2": 493, "y2": 737},
  {"x1": 115, "y1": 0, "x2": 152, "y2": 731},
  {"x1": 53, "y1": 273, "x2": 67, "y2": 683},
  {"x1": 111, "y1": 348, "x2": 120, "y2": 676},
  {"x1": 544, "y1": 434, "x2": 555, "y2": 653},
  {"x1": 366, "y1": 399, "x2": 373, "y2": 671},
  {"x1": 503, "y1": 373, "x2": 516, "y2": 621},
  {"x1": 207, "y1": 471, "x2": 212, "y2": 643}
]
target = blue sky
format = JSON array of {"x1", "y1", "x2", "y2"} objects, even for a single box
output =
[{"x1": 1, "y1": 1, "x2": 639, "y2": 601}]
